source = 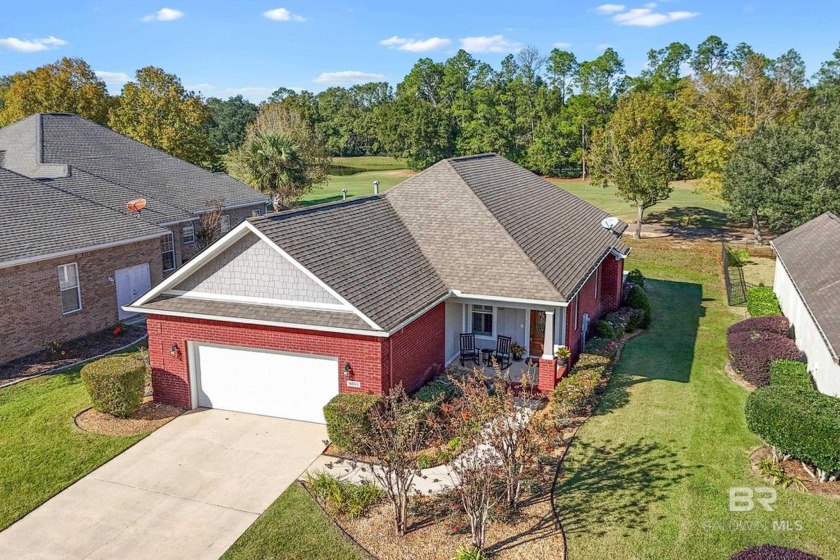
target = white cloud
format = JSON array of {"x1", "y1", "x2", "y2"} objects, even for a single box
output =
[
  {"x1": 612, "y1": 6, "x2": 698, "y2": 26},
  {"x1": 263, "y1": 8, "x2": 306, "y2": 22},
  {"x1": 95, "y1": 71, "x2": 130, "y2": 85},
  {"x1": 553, "y1": 41, "x2": 572, "y2": 49},
  {"x1": 379, "y1": 36, "x2": 451, "y2": 52},
  {"x1": 459, "y1": 35, "x2": 522, "y2": 54},
  {"x1": 0, "y1": 35, "x2": 67, "y2": 52},
  {"x1": 596, "y1": 3, "x2": 626, "y2": 13},
  {"x1": 142, "y1": 8, "x2": 184, "y2": 22},
  {"x1": 313, "y1": 71, "x2": 386, "y2": 85}
]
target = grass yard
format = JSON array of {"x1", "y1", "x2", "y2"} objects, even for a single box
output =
[
  {"x1": 0, "y1": 349, "x2": 149, "y2": 530},
  {"x1": 222, "y1": 483, "x2": 366, "y2": 560},
  {"x1": 331, "y1": 156, "x2": 408, "y2": 172},
  {"x1": 554, "y1": 239, "x2": 840, "y2": 559}
]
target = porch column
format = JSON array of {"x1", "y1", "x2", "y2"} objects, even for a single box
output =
[
  {"x1": 538, "y1": 309, "x2": 558, "y2": 394},
  {"x1": 542, "y1": 310, "x2": 554, "y2": 359}
]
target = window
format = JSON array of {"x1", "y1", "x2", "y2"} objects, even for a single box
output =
[
  {"x1": 573, "y1": 298, "x2": 579, "y2": 331},
  {"x1": 182, "y1": 223, "x2": 195, "y2": 244},
  {"x1": 220, "y1": 214, "x2": 231, "y2": 234},
  {"x1": 471, "y1": 305, "x2": 494, "y2": 337},
  {"x1": 58, "y1": 263, "x2": 81, "y2": 314},
  {"x1": 162, "y1": 233, "x2": 176, "y2": 272}
]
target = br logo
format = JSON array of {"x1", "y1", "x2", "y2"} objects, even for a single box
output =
[{"x1": 729, "y1": 487, "x2": 777, "y2": 512}]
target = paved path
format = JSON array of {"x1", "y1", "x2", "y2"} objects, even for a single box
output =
[{"x1": 0, "y1": 408, "x2": 327, "y2": 560}]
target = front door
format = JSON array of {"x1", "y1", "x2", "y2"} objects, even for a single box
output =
[
  {"x1": 115, "y1": 263, "x2": 151, "y2": 320},
  {"x1": 529, "y1": 310, "x2": 545, "y2": 356}
]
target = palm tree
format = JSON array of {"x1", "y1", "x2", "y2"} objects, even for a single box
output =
[{"x1": 242, "y1": 133, "x2": 310, "y2": 211}]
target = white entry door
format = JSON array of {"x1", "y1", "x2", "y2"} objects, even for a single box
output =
[
  {"x1": 191, "y1": 343, "x2": 339, "y2": 424},
  {"x1": 115, "y1": 263, "x2": 151, "y2": 319}
]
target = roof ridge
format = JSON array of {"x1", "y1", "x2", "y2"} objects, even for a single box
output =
[{"x1": 250, "y1": 194, "x2": 382, "y2": 223}]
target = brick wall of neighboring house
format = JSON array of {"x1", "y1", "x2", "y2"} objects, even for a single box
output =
[
  {"x1": 385, "y1": 303, "x2": 446, "y2": 394},
  {"x1": 565, "y1": 255, "x2": 625, "y2": 360},
  {"x1": 0, "y1": 238, "x2": 163, "y2": 365}
]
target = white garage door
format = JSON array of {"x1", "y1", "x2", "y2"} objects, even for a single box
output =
[{"x1": 191, "y1": 343, "x2": 338, "y2": 424}]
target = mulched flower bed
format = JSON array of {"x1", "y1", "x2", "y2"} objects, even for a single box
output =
[
  {"x1": 75, "y1": 400, "x2": 183, "y2": 436},
  {"x1": 750, "y1": 447, "x2": 840, "y2": 499},
  {"x1": 0, "y1": 324, "x2": 147, "y2": 383}
]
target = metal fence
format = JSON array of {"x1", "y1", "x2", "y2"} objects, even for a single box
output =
[{"x1": 722, "y1": 242, "x2": 748, "y2": 306}]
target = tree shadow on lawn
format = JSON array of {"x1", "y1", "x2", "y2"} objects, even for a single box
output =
[{"x1": 646, "y1": 206, "x2": 737, "y2": 239}]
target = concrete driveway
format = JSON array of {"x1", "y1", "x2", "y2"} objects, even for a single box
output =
[{"x1": 0, "y1": 408, "x2": 327, "y2": 560}]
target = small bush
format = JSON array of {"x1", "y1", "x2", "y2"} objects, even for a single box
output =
[
  {"x1": 323, "y1": 394, "x2": 380, "y2": 452},
  {"x1": 414, "y1": 376, "x2": 461, "y2": 403},
  {"x1": 624, "y1": 284, "x2": 652, "y2": 328},
  {"x1": 727, "y1": 330, "x2": 802, "y2": 387},
  {"x1": 306, "y1": 471, "x2": 383, "y2": 519},
  {"x1": 731, "y1": 544, "x2": 822, "y2": 560},
  {"x1": 769, "y1": 360, "x2": 813, "y2": 391},
  {"x1": 603, "y1": 307, "x2": 646, "y2": 336},
  {"x1": 550, "y1": 353, "x2": 610, "y2": 422},
  {"x1": 584, "y1": 336, "x2": 619, "y2": 359},
  {"x1": 452, "y1": 545, "x2": 487, "y2": 560},
  {"x1": 80, "y1": 355, "x2": 145, "y2": 418},
  {"x1": 595, "y1": 320, "x2": 617, "y2": 340},
  {"x1": 747, "y1": 286, "x2": 782, "y2": 317},
  {"x1": 745, "y1": 385, "x2": 840, "y2": 477},
  {"x1": 727, "y1": 316, "x2": 790, "y2": 337},
  {"x1": 625, "y1": 268, "x2": 645, "y2": 288}
]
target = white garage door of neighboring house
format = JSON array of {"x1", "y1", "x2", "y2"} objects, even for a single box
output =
[
  {"x1": 115, "y1": 263, "x2": 151, "y2": 320},
  {"x1": 190, "y1": 343, "x2": 338, "y2": 424}
]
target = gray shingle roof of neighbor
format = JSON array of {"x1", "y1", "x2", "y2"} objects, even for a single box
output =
[
  {"x1": 0, "y1": 113, "x2": 268, "y2": 223},
  {"x1": 249, "y1": 196, "x2": 449, "y2": 331},
  {"x1": 0, "y1": 167, "x2": 168, "y2": 265},
  {"x1": 141, "y1": 294, "x2": 376, "y2": 332},
  {"x1": 771, "y1": 212, "x2": 840, "y2": 361}
]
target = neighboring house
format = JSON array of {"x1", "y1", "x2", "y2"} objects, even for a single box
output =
[
  {"x1": 0, "y1": 113, "x2": 268, "y2": 365},
  {"x1": 127, "y1": 154, "x2": 629, "y2": 424},
  {"x1": 772, "y1": 212, "x2": 840, "y2": 397}
]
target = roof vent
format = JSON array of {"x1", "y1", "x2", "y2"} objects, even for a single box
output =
[
  {"x1": 373, "y1": 180, "x2": 380, "y2": 195},
  {"x1": 600, "y1": 216, "x2": 620, "y2": 232}
]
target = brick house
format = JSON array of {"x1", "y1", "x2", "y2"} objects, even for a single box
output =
[
  {"x1": 0, "y1": 114, "x2": 268, "y2": 365},
  {"x1": 127, "y1": 154, "x2": 629, "y2": 424}
]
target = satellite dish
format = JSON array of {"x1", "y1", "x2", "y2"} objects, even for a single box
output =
[
  {"x1": 126, "y1": 198, "x2": 147, "y2": 215},
  {"x1": 600, "y1": 216, "x2": 620, "y2": 231}
]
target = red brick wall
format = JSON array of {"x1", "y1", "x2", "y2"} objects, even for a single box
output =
[
  {"x1": 146, "y1": 306, "x2": 446, "y2": 409},
  {"x1": 386, "y1": 303, "x2": 446, "y2": 394},
  {"x1": 565, "y1": 255, "x2": 625, "y2": 360}
]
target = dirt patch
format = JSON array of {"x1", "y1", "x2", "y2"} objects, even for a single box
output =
[
  {"x1": 383, "y1": 170, "x2": 417, "y2": 178},
  {"x1": 750, "y1": 447, "x2": 840, "y2": 499},
  {"x1": 75, "y1": 401, "x2": 182, "y2": 436},
  {"x1": 724, "y1": 361, "x2": 756, "y2": 392},
  {"x1": 0, "y1": 324, "x2": 147, "y2": 382}
]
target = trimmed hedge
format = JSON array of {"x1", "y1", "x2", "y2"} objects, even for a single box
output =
[
  {"x1": 414, "y1": 376, "x2": 461, "y2": 403},
  {"x1": 625, "y1": 268, "x2": 645, "y2": 288},
  {"x1": 603, "y1": 307, "x2": 647, "y2": 336},
  {"x1": 747, "y1": 286, "x2": 782, "y2": 317},
  {"x1": 80, "y1": 355, "x2": 145, "y2": 418},
  {"x1": 727, "y1": 316, "x2": 790, "y2": 337},
  {"x1": 745, "y1": 385, "x2": 840, "y2": 475},
  {"x1": 726, "y1": 330, "x2": 801, "y2": 387},
  {"x1": 584, "y1": 337, "x2": 619, "y2": 359},
  {"x1": 769, "y1": 360, "x2": 813, "y2": 391},
  {"x1": 323, "y1": 394, "x2": 381, "y2": 452},
  {"x1": 731, "y1": 545, "x2": 822, "y2": 560},
  {"x1": 550, "y1": 354, "x2": 610, "y2": 421},
  {"x1": 595, "y1": 320, "x2": 617, "y2": 340},
  {"x1": 623, "y1": 284, "x2": 652, "y2": 328}
]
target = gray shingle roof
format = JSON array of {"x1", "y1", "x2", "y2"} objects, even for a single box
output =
[
  {"x1": 142, "y1": 294, "x2": 376, "y2": 331},
  {"x1": 772, "y1": 212, "x2": 840, "y2": 361},
  {"x1": 249, "y1": 196, "x2": 449, "y2": 331},
  {"x1": 0, "y1": 167, "x2": 167, "y2": 265},
  {"x1": 0, "y1": 113, "x2": 268, "y2": 223}
]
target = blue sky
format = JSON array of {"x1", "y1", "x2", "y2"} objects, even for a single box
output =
[{"x1": 1, "y1": 1, "x2": 839, "y2": 102}]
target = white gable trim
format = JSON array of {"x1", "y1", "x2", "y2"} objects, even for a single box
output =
[
  {"x1": 450, "y1": 290, "x2": 568, "y2": 309},
  {"x1": 164, "y1": 290, "x2": 352, "y2": 313}
]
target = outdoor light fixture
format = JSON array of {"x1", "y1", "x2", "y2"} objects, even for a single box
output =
[
  {"x1": 169, "y1": 343, "x2": 180, "y2": 357},
  {"x1": 343, "y1": 362, "x2": 353, "y2": 378}
]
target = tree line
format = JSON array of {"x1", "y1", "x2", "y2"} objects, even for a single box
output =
[{"x1": 2, "y1": 37, "x2": 840, "y2": 241}]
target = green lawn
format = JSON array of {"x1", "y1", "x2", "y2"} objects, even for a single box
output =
[
  {"x1": 301, "y1": 169, "x2": 414, "y2": 206},
  {"x1": 222, "y1": 483, "x2": 366, "y2": 560},
  {"x1": 331, "y1": 156, "x2": 408, "y2": 172},
  {"x1": 0, "y1": 350, "x2": 148, "y2": 530},
  {"x1": 553, "y1": 240, "x2": 840, "y2": 559}
]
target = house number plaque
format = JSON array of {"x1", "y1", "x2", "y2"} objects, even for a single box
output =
[{"x1": 346, "y1": 380, "x2": 361, "y2": 388}]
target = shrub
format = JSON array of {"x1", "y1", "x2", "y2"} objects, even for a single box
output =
[
  {"x1": 305, "y1": 471, "x2": 383, "y2": 518},
  {"x1": 452, "y1": 545, "x2": 487, "y2": 560},
  {"x1": 727, "y1": 316, "x2": 790, "y2": 337},
  {"x1": 623, "y1": 284, "x2": 651, "y2": 328},
  {"x1": 745, "y1": 385, "x2": 840, "y2": 478},
  {"x1": 584, "y1": 336, "x2": 619, "y2": 359},
  {"x1": 769, "y1": 360, "x2": 813, "y2": 391},
  {"x1": 414, "y1": 376, "x2": 461, "y2": 404},
  {"x1": 726, "y1": 331, "x2": 802, "y2": 387},
  {"x1": 625, "y1": 268, "x2": 645, "y2": 288},
  {"x1": 595, "y1": 320, "x2": 617, "y2": 340},
  {"x1": 603, "y1": 307, "x2": 646, "y2": 336},
  {"x1": 573, "y1": 353, "x2": 611, "y2": 373},
  {"x1": 323, "y1": 394, "x2": 381, "y2": 452},
  {"x1": 747, "y1": 286, "x2": 782, "y2": 317},
  {"x1": 550, "y1": 353, "x2": 610, "y2": 421},
  {"x1": 731, "y1": 544, "x2": 822, "y2": 560},
  {"x1": 80, "y1": 355, "x2": 145, "y2": 418}
]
